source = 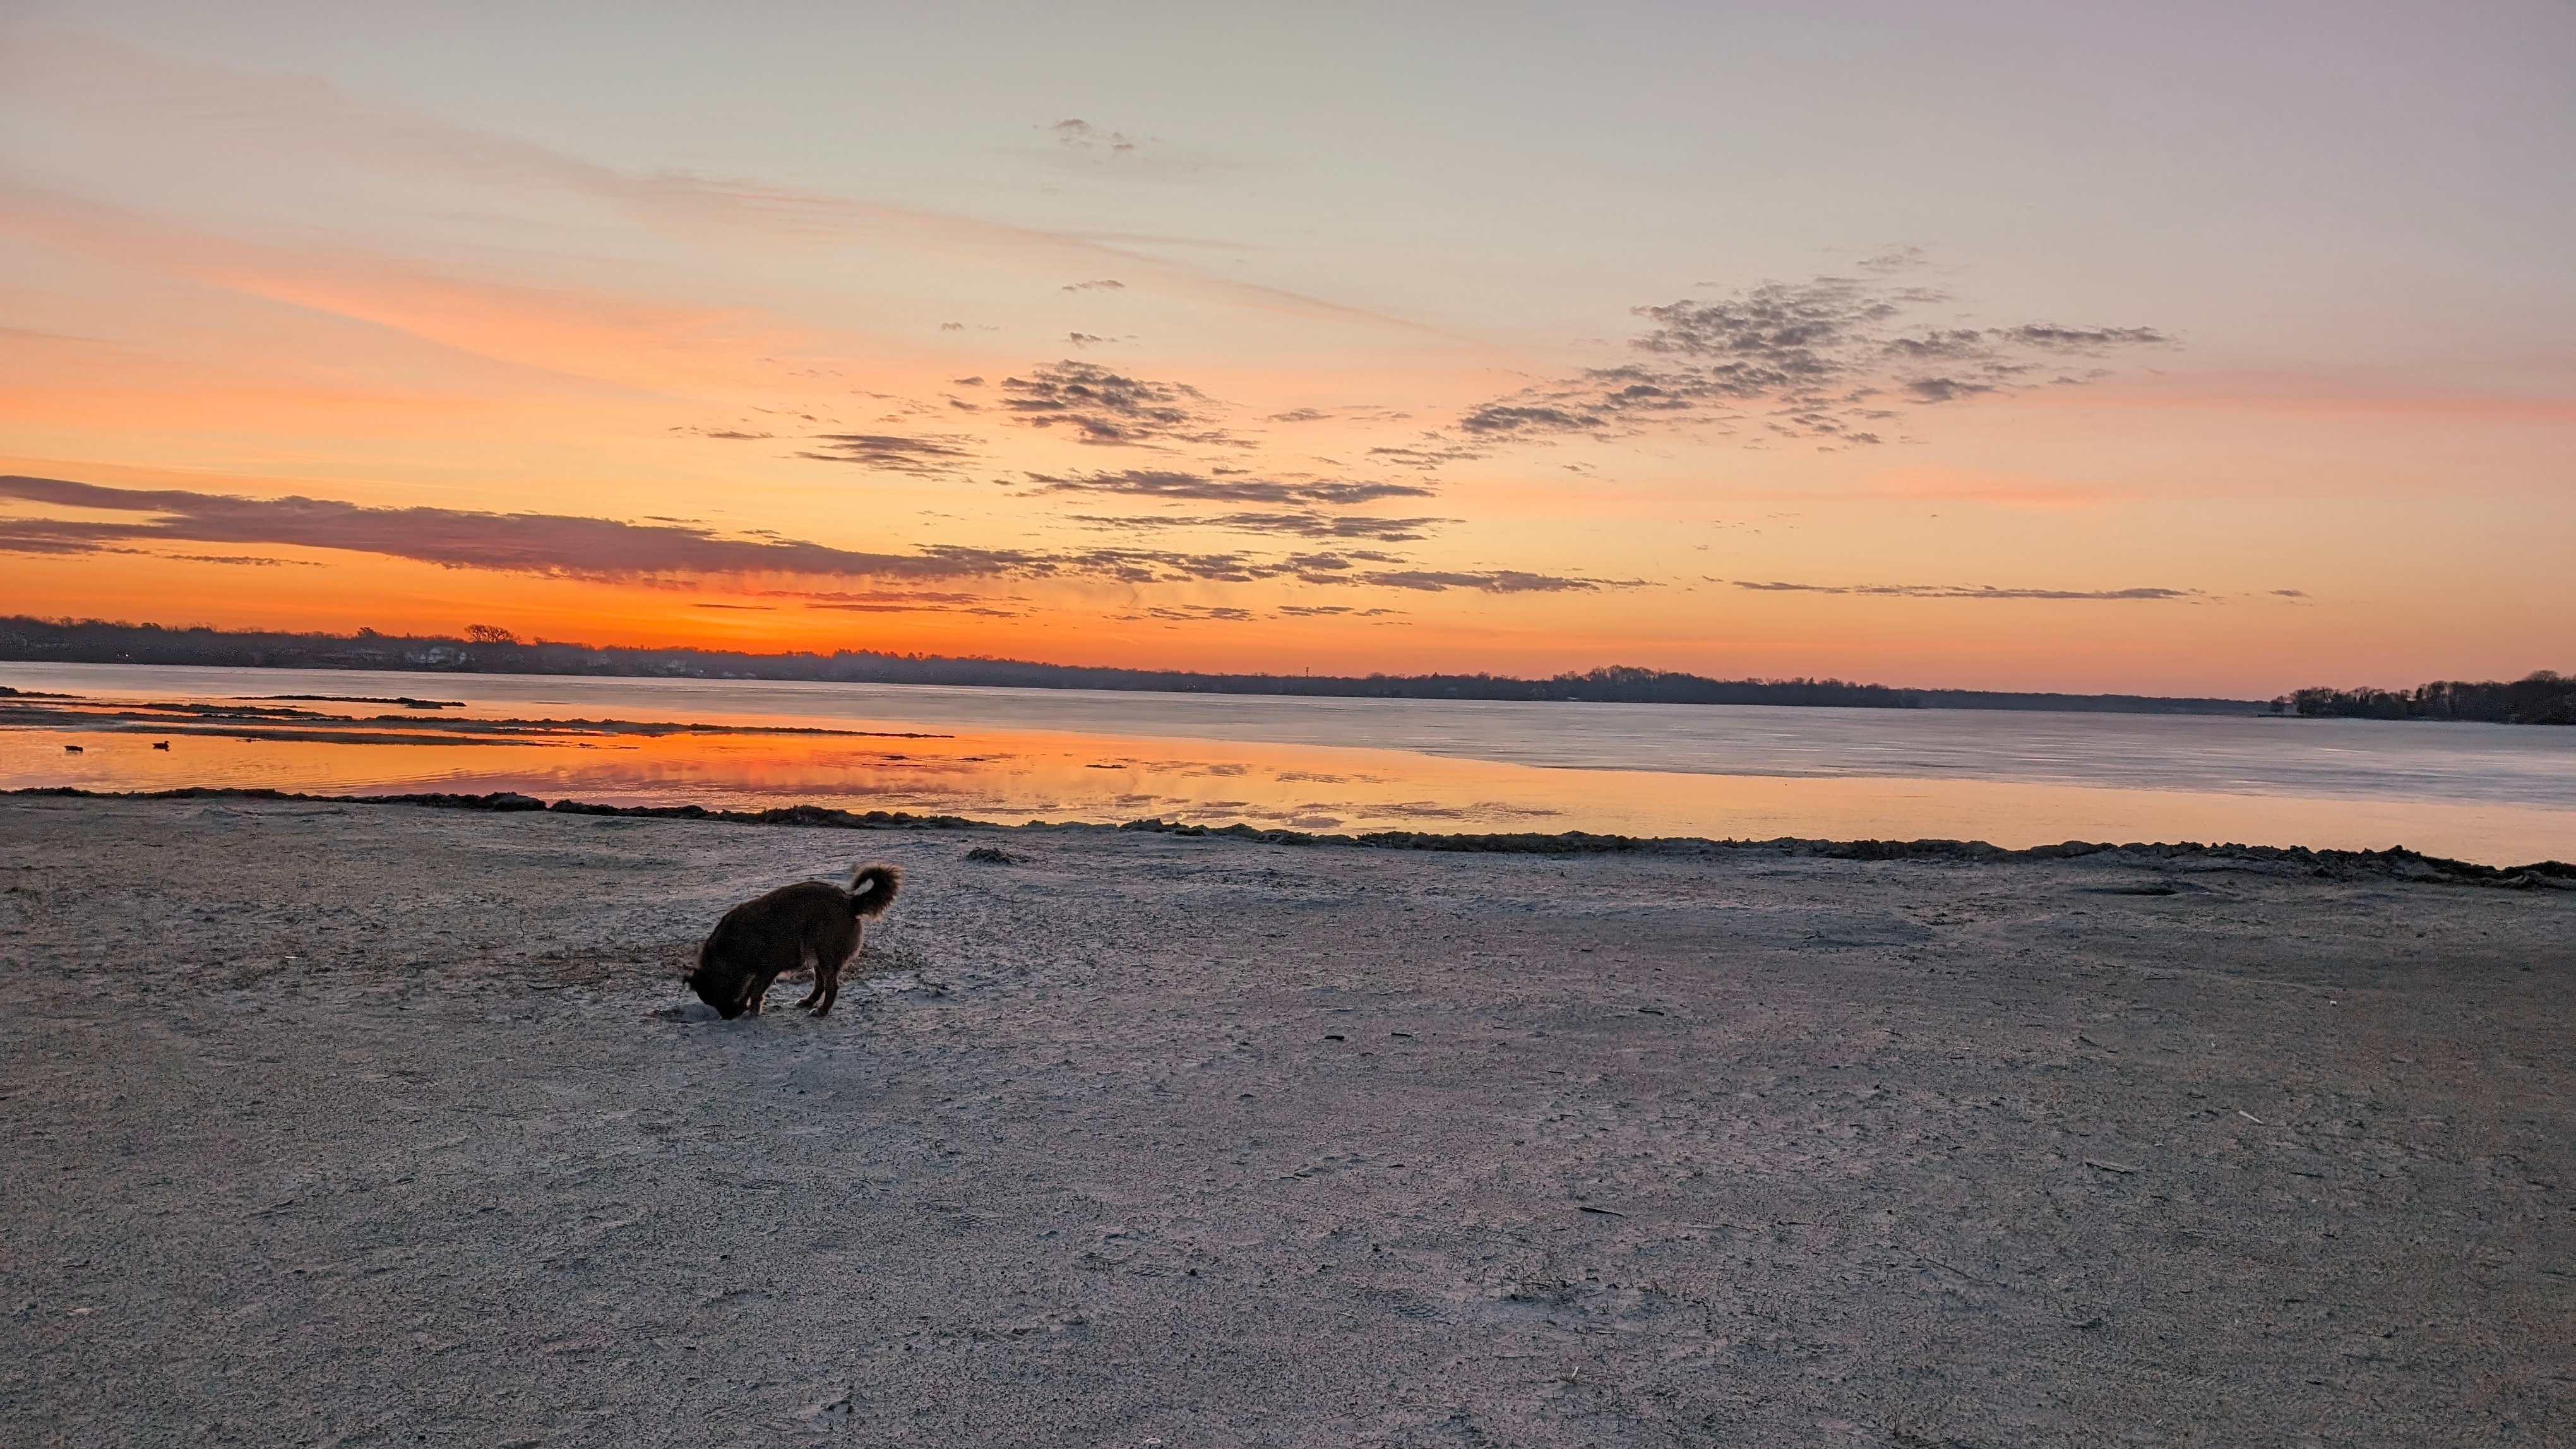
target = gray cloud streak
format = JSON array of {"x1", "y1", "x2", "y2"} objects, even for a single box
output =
[
  {"x1": 1731, "y1": 580, "x2": 2195, "y2": 600},
  {"x1": 792, "y1": 432, "x2": 979, "y2": 474},
  {"x1": 1071, "y1": 511, "x2": 1449, "y2": 542},
  {"x1": 1027, "y1": 468, "x2": 1436, "y2": 506},
  {"x1": 0, "y1": 474, "x2": 1041, "y2": 583},
  {"x1": 0, "y1": 476, "x2": 1618, "y2": 598}
]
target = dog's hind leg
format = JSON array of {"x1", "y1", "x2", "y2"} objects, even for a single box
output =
[
  {"x1": 793, "y1": 945, "x2": 825, "y2": 1010},
  {"x1": 811, "y1": 921, "x2": 862, "y2": 1018}
]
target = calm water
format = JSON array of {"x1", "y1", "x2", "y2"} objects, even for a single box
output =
[{"x1": 6, "y1": 662, "x2": 2572, "y2": 865}]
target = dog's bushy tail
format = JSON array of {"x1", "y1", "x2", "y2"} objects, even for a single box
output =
[{"x1": 850, "y1": 862, "x2": 903, "y2": 917}]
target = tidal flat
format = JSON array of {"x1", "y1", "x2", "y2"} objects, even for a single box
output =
[{"x1": 3, "y1": 795, "x2": 2570, "y2": 1446}]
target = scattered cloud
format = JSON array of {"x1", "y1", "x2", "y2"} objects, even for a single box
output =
[
  {"x1": 1062, "y1": 278, "x2": 1125, "y2": 292},
  {"x1": 1070, "y1": 511, "x2": 1449, "y2": 542},
  {"x1": 997, "y1": 361, "x2": 1233, "y2": 446},
  {"x1": 1355, "y1": 568, "x2": 1616, "y2": 593},
  {"x1": 1458, "y1": 404, "x2": 1606, "y2": 434},
  {"x1": 1268, "y1": 407, "x2": 1330, "y2": 424},
  {"x1": 165, "y1": 553, "x2": 319, "y2": 567},
  {"x1": 1026, "y1": 468, "x2": 1434, "y2": 506},
  {"x1": 768, "y1": 588, "x2": 1004, "y2": 607},
  {"x1": 1366, "y1": 439, "x2": 1488, "y2": 470},
  {"x1": 981, "y1": 542, "x2": 1625, "y2": 594},
  {"x1": 792, "y1": 432, "x2": 979, "y2": 474},
  {"x1": 1119, "y1": 604, "x2": 1256, "y2": 623},
  {"x1": 674, "y1": 426, "x2": 775, "y2": 440},
  {"x1": 1051, "y1": 118, "x2": 1146, "y2": 155},
  {"x1": 1276, "y1": 604, "x2": 1402, "y2": 617},
  {"x1": 761, "y1": 587, "x2": 1021, "y2": 617},
  {"x1": 1730, "y1": 579, "x2": 2197, "y2": 601},
  {"x1": 1462, "y1": 261, "x2": 2170, "y2": 446},
  {"x1": 0, "y1": 529, "x2": 126, "y2": 555}
]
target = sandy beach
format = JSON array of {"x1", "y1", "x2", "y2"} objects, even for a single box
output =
[{"x1": 4, "y1": 793, "x2": 2571, "y2": 1446}]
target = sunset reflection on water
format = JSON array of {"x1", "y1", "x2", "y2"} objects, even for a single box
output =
[{"x1": 8, "y1": 720, "x2": 2569, "y2": 866}]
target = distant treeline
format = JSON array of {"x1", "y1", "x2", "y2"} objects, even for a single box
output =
[
  {"x1": 1, "y1": 615, "x2": 2264, "y2": 715},
  {"x1": 2277, "y1": 673, "x2": 2575, "y2": 726}
]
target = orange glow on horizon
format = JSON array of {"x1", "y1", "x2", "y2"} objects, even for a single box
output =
[{"x1": 3, "y1": 25, "x2": 2568, "y2": 698}]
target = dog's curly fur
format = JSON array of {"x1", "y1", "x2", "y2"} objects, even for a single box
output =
[{"x1": 688, "y1": 863, "x2": 902, "y2": 1019}]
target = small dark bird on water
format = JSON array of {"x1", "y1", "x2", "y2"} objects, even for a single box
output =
[{"x1": 152, "y1": 741, "x2": 170, "y2": 751}]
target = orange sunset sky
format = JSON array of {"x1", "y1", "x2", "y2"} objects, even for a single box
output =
[{"x1": 3, "y1": 4, "x2": 2570, "y2": 695}]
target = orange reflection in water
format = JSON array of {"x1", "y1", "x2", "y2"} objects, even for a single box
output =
[{"x1": 8, "y1": 722, "x2": 2572, "y2": 866}]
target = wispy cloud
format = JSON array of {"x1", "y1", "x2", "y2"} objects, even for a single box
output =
[
  {"x1": 1027, "y1": 468, "x2": 1435, "y2": 506},
  {"x1": 998, "y1": 361, "x2": 1234, "y2": 446},
  {"x1": 1050, "y1": 119, "x2": 1147, "y2": 155},
  {"x1": 1070, "y1": 511, "x2": 1450, "y2": 542},
  {"x1": 1731, "y1": 579, "x2": 2197, "y2": 600},
  {"x1": 0, "y1": 475, "x2": 1616, "y2": 599},
  {"x1": 1366, "y1": 439, "x2": 1488, "y2": 470},
  {"x1": 0, "y1": 474, "x2": 1015, "y2": 582},
  {"x1": 167, "y1": 553, "x2": 321, "y2": 567},
  {"x1": 1463, "y1": 259, "x2": 2170, "y2": 446},
  {"x1": 6, "y1": 30, "x2": 1437, "y2": 373},
  {"x1": 756, "y1": 588, "x2": 1022, "y2": 617},
  {"x1": 1062, "y1": 278, "x2": 1125, "y2": 292},
  {"x1": 0, "y1": 530, "x2": 116, "y2": 556},
  {"x1": 791, "y1": 432, "x2": 979, "y2": 474},
  {"x1": 1118, "y1": 604, "x2": 1256, "y2": 623},
  {"x1": 1355, "y1": 568, "x2": 1616, "y2": 593},
  {"x1": 986, "y1": 542, "x2": 1626, "y2": 593}
]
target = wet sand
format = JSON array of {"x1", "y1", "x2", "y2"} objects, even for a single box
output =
[{"x1": 4, "y1": 794, "x2": 2571, "y2": 1446}]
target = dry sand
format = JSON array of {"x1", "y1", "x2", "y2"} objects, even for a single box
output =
[{"x1": 3, "y1": 794, "x2": 2570, "y2": 1446}]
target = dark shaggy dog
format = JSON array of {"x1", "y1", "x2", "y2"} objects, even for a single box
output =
[{"x1": 688, "y1": 863, "x2": 902, "y2": 1019}]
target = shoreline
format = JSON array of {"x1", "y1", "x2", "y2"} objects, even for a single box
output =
[
  {"x1": 0, "y1": 624, "x2": 2279, "y2": 717},
  {"x1": 15, "y1": 783, "x2": 2573, "y2": 885}
]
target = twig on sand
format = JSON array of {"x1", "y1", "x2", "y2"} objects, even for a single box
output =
[
  {"x1": 1577, "y1": 1205, "x2": 1628, "y2": 1217},
  {"x1": 2084, "y1": 1159, "x2": 2141, "y2": 1174}
]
